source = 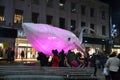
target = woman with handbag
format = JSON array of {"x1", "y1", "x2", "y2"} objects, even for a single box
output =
[{"x1": 105, "y1": 51, "x2": 120, "y2": 80}]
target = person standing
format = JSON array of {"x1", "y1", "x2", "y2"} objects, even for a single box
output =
[
  {"x1": 37, "y1": 52, "x2": 48, "y2": 66},
  {"x1": 99, "y1": 51, "x2": 107, "y2": 70},
  {"x1": 5, "y1": 47, "x2": 12, "y2": 63},
  {"x1": 51, "y1": 49, "x2": 59, "y2": 67},
  {"x1": 59, "y1": 49, "x2": 66, "y2": 67},
  {"x1": 21, "y1": 50, "x2": 24, "y2": 61},
  {"x1": 84, "y1": 47, "x2": 91, "y2": 67},
  {"x1": 11, "y1": 48, "x2": 15, "y2": 62},
  {"x1": 105, "y1": 51, "x2": 120, "y2": 80}
]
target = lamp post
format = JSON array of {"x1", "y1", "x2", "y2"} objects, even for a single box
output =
[{"x1": 108, "y1": 5, "x2": 113, "y2": 54}]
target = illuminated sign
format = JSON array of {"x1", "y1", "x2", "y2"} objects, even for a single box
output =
[
  {"x1": 17, "y1": 30, "x2": 26, "y2": 38},
  {"x1": 113, "y1": 45, "x2": 120, "y2": 48}
]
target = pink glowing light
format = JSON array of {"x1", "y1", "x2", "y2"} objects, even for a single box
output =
[{"x1": 22, "y1": 23, "x2": 84, "y2": 56}]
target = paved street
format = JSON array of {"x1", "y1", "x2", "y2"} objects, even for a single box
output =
[{"x1": 0, "y1": 60, "x2": 105, "y2": 80}]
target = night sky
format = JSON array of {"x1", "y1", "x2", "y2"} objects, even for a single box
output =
[{"x1": 100, "y1": 0, "x2": 120, "y2": 26}]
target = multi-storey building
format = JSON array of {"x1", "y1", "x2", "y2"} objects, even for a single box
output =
[{"x1": 0, "y1": 0, "x2": 110, "y2": 59}]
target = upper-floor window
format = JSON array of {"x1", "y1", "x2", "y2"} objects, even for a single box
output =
[
  {"x1": 71, "y1": 2, "x2": 76, "y2": 13},
  {"x1": 81, "y1": 22, "x2": 86, "y2": 27},
  {"x1": 31, "y1": 0, "x2": 40, "y2": 5},
  {"x1": 59, "y1": 0, "x2": 66, "y2": 10},
  {"x1": 90, "y1": 8, "x2": 94, "y2": 17},
  {"x1": 70, "y1": 20, "x2": 76, "y2": 31},
  {"x1": 47, "y1": 0, "x2": 53, "y2": 7},
  {"x1": 14, "y1": 9, "x2": 23, "y2": 23},
  {"x1": 0, "y1": 6, "x2": 5, "y2": 21},
  {"x1": 81, "y1": 5, "x2": 86, "y2": 15},
  {"x1": 46, "y1": 15, "x2": 53, "y2": 25},
  {"x1": 59, "y1": 17, "x2": 65, "y2": 29},
  {"x1": 81, "y1": 22, "x2": 86, "y2": 33},
  {"x1": 32, "y1": 12, "x2": 39, "y2": 23},
  {"x1": 20, "y1": 0, "x2": 24, "y2": 1},
  {"x1": 101, "y1": 11, "x2": 106, "y2": 20},
  {"x1": 102, "y1": 25, "x2": 106, "y2": 35},
  {"x1": 90, "y1": 24, "x2": 94, "y2": 34}
]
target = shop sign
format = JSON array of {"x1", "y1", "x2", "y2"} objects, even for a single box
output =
[
  {"x1": 113, "y1": 45, "x2": 120, "y2": 48},
  {"x1": 17, "y1": 30, "x2": 26, "y2": 38}
]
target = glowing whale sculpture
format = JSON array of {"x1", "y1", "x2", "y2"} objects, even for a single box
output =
[{"x1": 22, "y1": 23, "x2": 92, "y2": 56}]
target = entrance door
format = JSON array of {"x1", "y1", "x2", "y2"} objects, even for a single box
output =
[{"x1": 16, "y1": 47, "x2": 37, "y2": 59}]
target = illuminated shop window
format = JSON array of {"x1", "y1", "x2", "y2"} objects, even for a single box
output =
[
  {"x1": 14, "y1": 9, "x2": 23, "y2": 23},
  {"x1": 0, "y1": 16, "x2": 4, "y2": 21}
]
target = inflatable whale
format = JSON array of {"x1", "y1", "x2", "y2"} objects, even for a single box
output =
[{"x1": 22, "y1": 23, "x2": 92, "y2": 56}]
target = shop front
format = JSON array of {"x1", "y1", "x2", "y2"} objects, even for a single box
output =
[
  {"x1": 112, "y1": 45, "x2": 120, "y2": 54},
  {"x1": 15, "y1": 38, "x2": 38, "y2": 60},
  {"x1": 16, "y1": 29, "x2": 38, "y2": 60},
  {"x1": 0, "y1": 27, "x2": 17, "y2": 59},
  {"x1": 83, "y1": 37, "x2": 107, "y2": 55}
]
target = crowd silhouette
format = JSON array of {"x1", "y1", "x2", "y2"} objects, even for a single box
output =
[{"x1": 37, "y1": 48, "x2": 120, "y2": 80}]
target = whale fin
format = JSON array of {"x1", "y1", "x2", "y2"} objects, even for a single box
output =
[{"x1": 79, "y1": 26, "x2": 95, "y2": 43}]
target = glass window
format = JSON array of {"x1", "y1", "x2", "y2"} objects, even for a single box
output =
[
  {"x1": 101, "y1": 11, "x2": 106, "y2": 20},
  {"x1": 59, "y1": 0, "x2": 66, "y2": 10},
  {"x1": 0, "y1": 6, "x2": 5, "y2": 21},
  {"x1": 59, "y1": 17, "x2": 65, "y2": 29},
  {"x1": 90, "y1": 24, "x2": 94, "y2": 34},
  {"x1": 46, "y1": 15, "x2": 53, "y2": 24},
  {"x1": 81, "y1": 22, "x2": 86, "y2": 27},
  {"x1": 31, "y1": 0, "x2": 40, "y2": 5},
  {"x1": 81, "y1": 5, "x2": 86, "y2": 15},
  {"x1": 102, "y1": 25, "x2": 106, "y2": 35},
  {"x1": 81, "y1": 22, "x2": 86, "y2": 33},
  {"x1": 14, "y1": 9, "x2": 23, "y2": 23},
  {"x1": 20, "y1": 0, "x2": 24, "y2": 1},
  {"x1": 70, "y1": 20, "x2": 76, "y2": 31},
  {"x1": 32, "y1": 12, "x2": 39, "y2": 23},
  {"x1": 71, "y1": 2, "x2": 76, "y2": 13},
  {"x1": 47, "y1": 0, "x2": 53, "y2": 7},
  {"x1": 90, "y1": 8, "x2": 94, "y2": 17}
]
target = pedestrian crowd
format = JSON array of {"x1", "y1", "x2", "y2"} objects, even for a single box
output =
[
  {"x1": 5, "y1": 47, "x2": 15, "y2": 63},
  {"x1": 1, "y1": 46, "x2": 120, "y2": 80}
]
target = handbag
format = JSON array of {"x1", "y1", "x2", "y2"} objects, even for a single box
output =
[{"x1": 103, "y1": 67, "x2": 109, "y2": 76}]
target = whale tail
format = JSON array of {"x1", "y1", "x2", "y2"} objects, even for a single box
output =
[{"x1": 78, "y1": 26, "x2": 95, "y2": 43}]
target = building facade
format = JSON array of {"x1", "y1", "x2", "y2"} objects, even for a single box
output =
[{"x1": 0, "y1": 0, "x2": 110, "y2": 59}]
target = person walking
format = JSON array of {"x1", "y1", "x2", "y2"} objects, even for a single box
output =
[
  {"x1": 89, "y1": 53, "x2": 98, "y2": 76},
  {"x1": 105, "y1": 51, "x2": 120, "y2": 80},
  {"x1": 21, "y1": 50, "x2": 24, "y2": 61},
  {"x1": 117, "y1": 53, "x2": 120, "y2": 80}
]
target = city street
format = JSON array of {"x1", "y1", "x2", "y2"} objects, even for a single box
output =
[{"x1": 0, "y1": 59, "x2": 105, "y2": 80}]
